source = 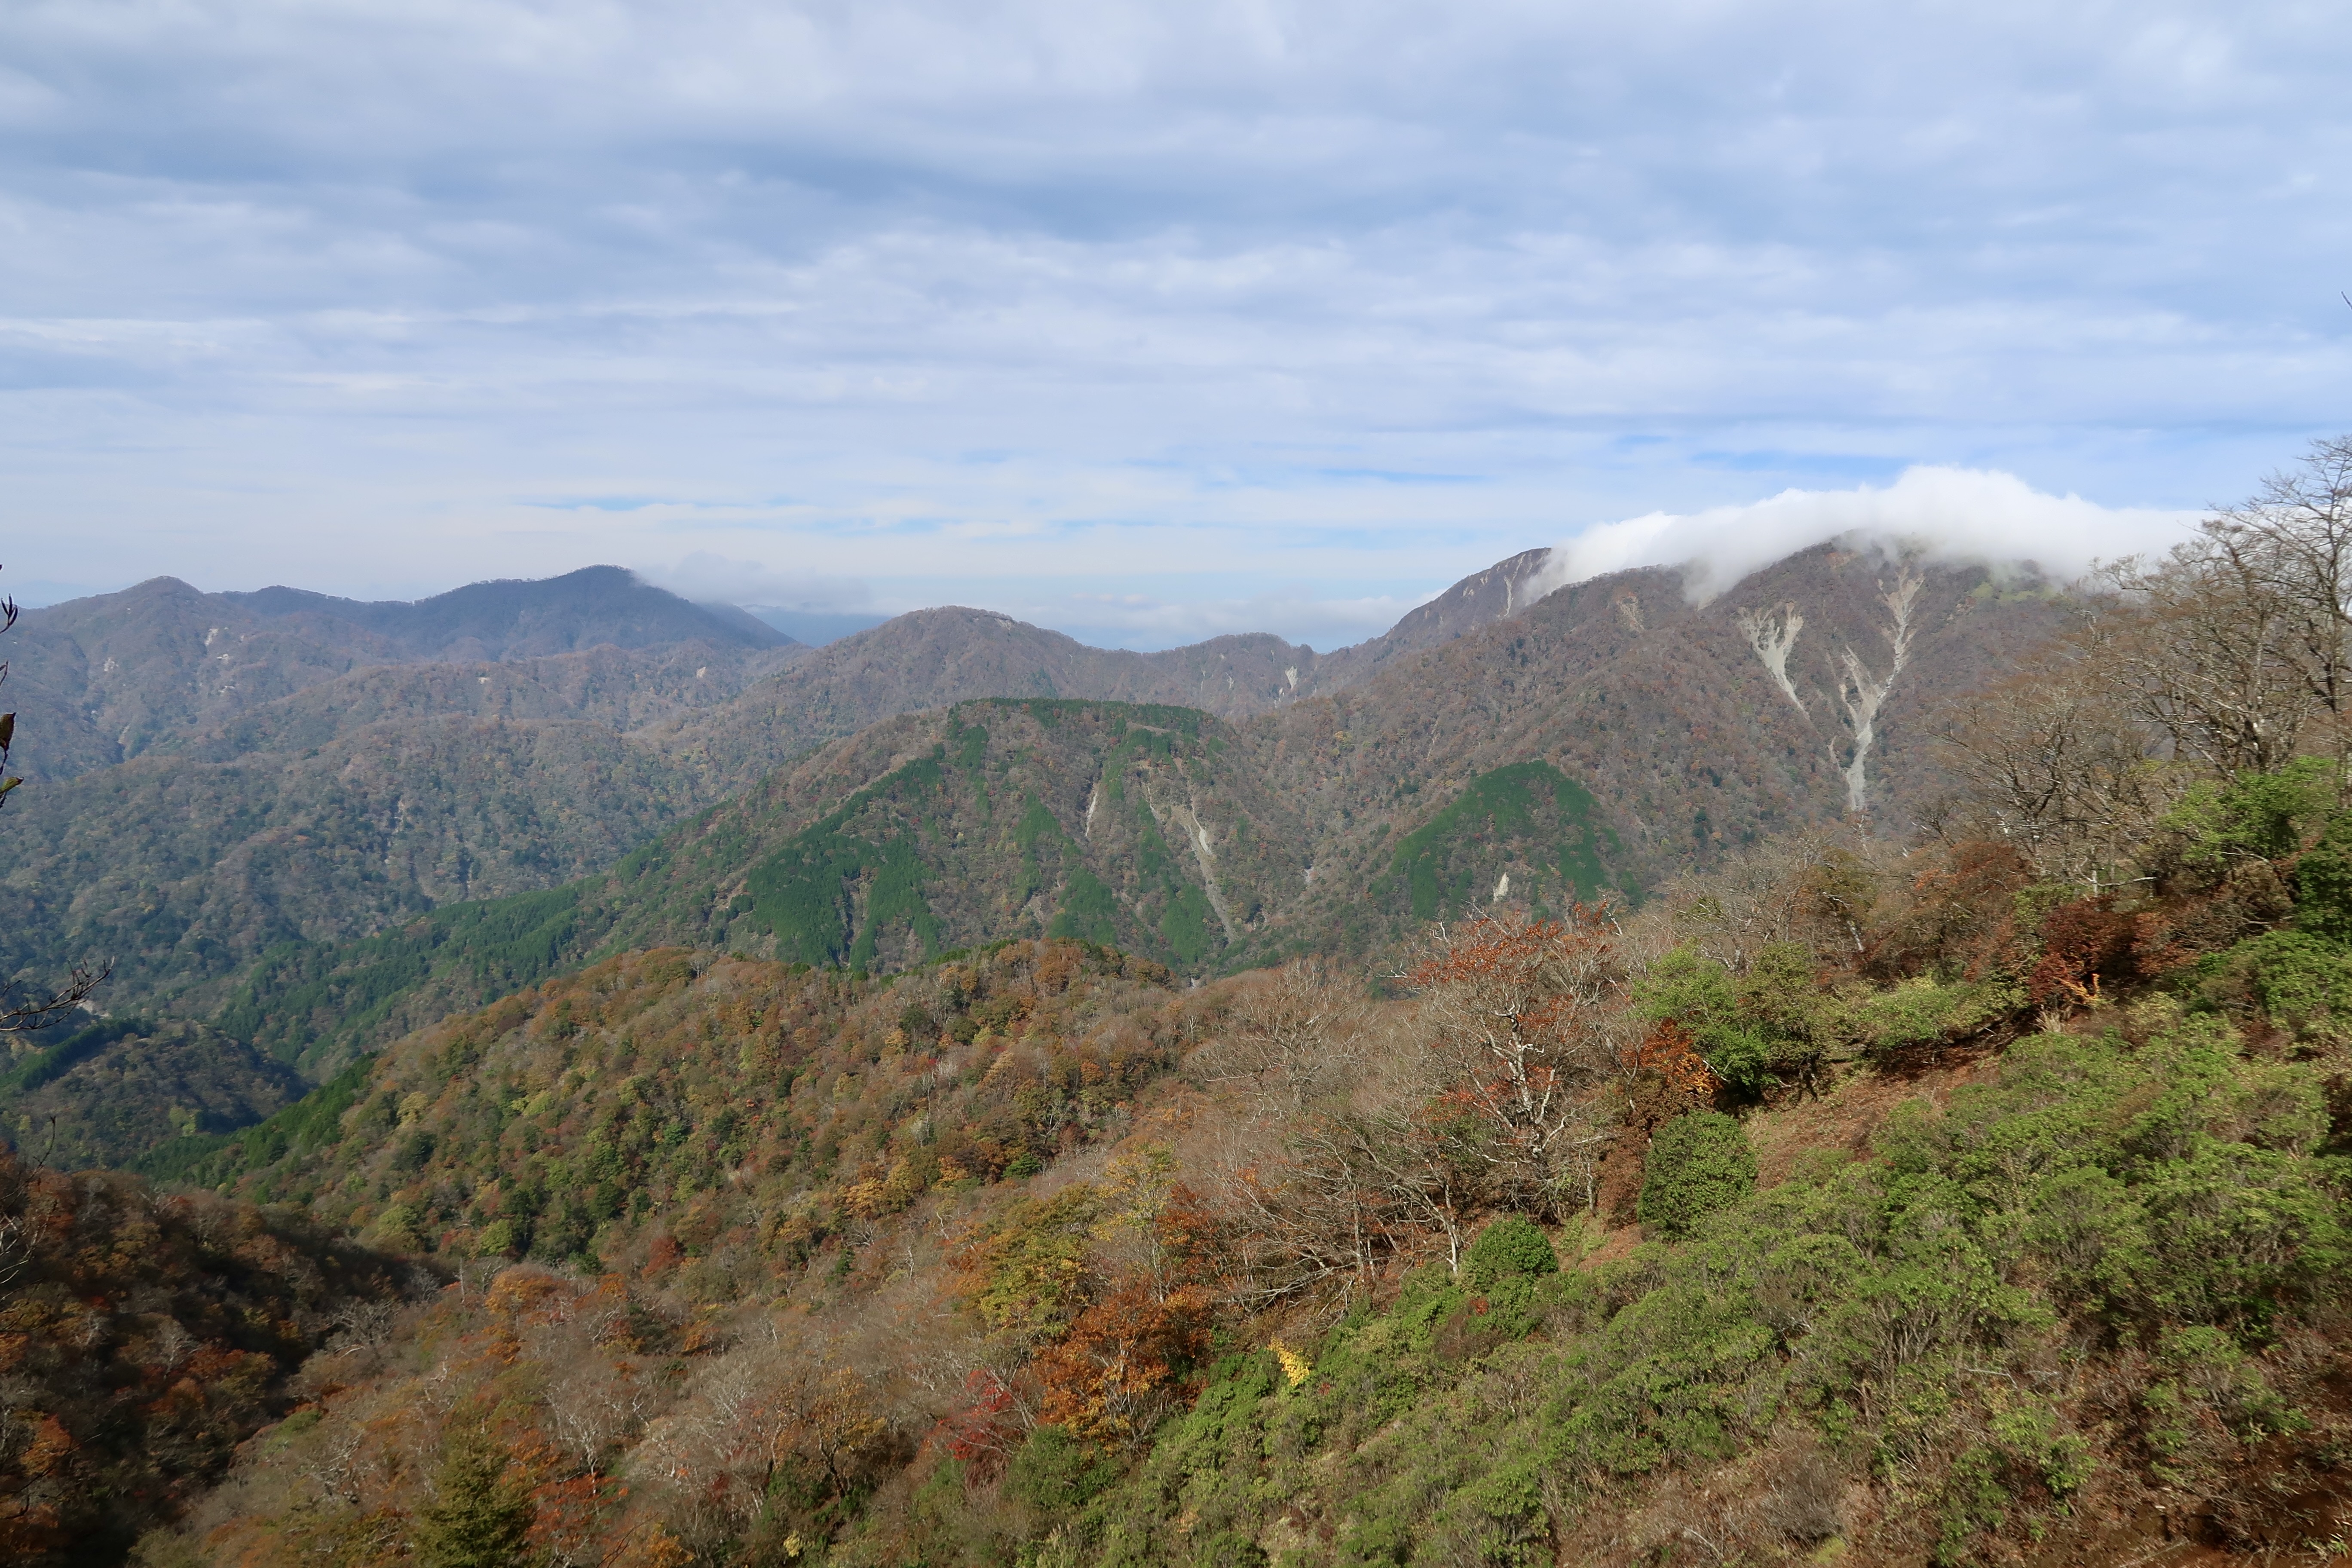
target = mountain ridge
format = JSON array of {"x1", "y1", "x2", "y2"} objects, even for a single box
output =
[
  {"x1": 5, "y1": 566, "x2": 800, "y2": 782},
  {"x1": 75, "y1": 547, "x2": 2064, "y2": 1098},
  {"x1": 0, "y1": 542, "x2": 2065, "y2": 1167}
]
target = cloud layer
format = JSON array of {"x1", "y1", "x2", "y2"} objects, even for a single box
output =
[
  {"x1": 1540, "y1": 467, "x2": 2198, "y2": 605},
  {"x1": 2, "y1": 2, "x2": 2346, "y2": 643}
]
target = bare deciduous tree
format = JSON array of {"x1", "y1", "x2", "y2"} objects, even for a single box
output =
[
  {"x1": 1187, "y1": 957, "x2": 1375, "y2": 1111},
  {"x1": 1930, "y1": 662, "x2": 2176, "y2": 891},
  {"x1": 1649, "y1": 827, "x2": 1890, "y2": 972},
  {"x1": 1396, "y1": 910, "x2": 1628, "y2": 1219},
  {"x1": 2090, "y1": 435, "x2": 2352, "y2": 777}
]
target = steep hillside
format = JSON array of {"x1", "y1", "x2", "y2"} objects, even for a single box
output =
[
  {"x1": 0, "y1": 712, "x2": 713, "y2": 1017},
  {"x1": 1292, "y1": 545, "x2": 1561, "y2": 696},
  {"x1": 3, "y1": 545, "x2": 2065, "y2": 1166},
  {"x1": 638, "y1": 549, "x2": 2061, "y2": 991},
  {"x1": 1240, "y1": 545, "x2": 2059, "y2": 953},
  {"x1": 0, "y1": 1015, "x2": 304, "y2": 1168},
  {"x1": 128, "y1": 937, "x2": 1225, "y2": 1568},
  {"x1": 89, "y1": 446, "x2": 2352, "y2": 1568},
  {"x1": 0, "y1": 1148, "x2": 416, "y2": 1568},
  {"x1": 0, "y1": 548, "x2": 1562, "y2": 1028},
  {"x1": 0, "y1": 586, "x2": 799, "y2": 1020},
  {"x1": 172, "y1": 699, "x2": 1311, "y2": 1076},
  {"x1": 129, "y1": 782, "x2": 2352, "y2": 1568},
  {"x1": 158, "y1": 939, "x2": 1189, "y2": 1262}
]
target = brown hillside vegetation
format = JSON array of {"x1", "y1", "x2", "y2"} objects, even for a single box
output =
[
  {"x1": 126, "y1": 805, "x2": 2352, "y2": 1566},
  {"x1": 0, "y1": 1150, "x2": 415, "y2": 1567}
]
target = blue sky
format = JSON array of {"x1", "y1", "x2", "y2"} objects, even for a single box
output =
[{"x1": 4, "y1": 1, "x2": 2348, "y2": 648}]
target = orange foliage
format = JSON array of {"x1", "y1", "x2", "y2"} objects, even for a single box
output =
[
  {"x1": 1623, "y1": 1020, "x2": 1718, "y2": 1102},
  {"x1": 1030, "y1": 1179, "x2": 1227, "y2": 1446},
  {"x1": 0, "y1": 1148, "x2": 409, "y2": 1567},
  {"x1": 1406, "y1": 908, "x2": 1614, "y2": 1041},
  {"x1": 18, "y1": 1415, "x2": 74, "y2": 1479},
  {"x1": 1034, "y1": 1281, "x2": 1214, "y2": 1446},
  {"x1": 2028, "y1": 896, "x2": 2139, "y2": 1005},
  {"x1": 607, "y1": 1520, "x2": 694, "y2": 1568}
]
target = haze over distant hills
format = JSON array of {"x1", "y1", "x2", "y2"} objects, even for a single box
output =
[{"x1": 744, "y1": 607, "x2": 891, "y2": 646}]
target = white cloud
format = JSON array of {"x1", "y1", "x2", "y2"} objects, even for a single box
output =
[{"x1": 1537, "y1": 467, "x2": 2200, "y2": 604}]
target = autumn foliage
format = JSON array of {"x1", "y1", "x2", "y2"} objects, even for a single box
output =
[{"x1": 0, "y1": 1149, "x2": 411, "y2": 1568}]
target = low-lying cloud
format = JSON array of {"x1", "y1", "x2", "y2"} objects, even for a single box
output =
[{"x1": 1536, "y1": 467, "x2": 2200, "y2": 605}]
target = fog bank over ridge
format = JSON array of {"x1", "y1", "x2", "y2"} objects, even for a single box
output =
[{"x1": 1534, "y1": 467, "x2": 2200, "y2": 606}]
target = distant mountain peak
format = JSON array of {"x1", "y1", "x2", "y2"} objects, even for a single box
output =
[{"x1": 220, "y1": 564, "x2": 792, "y2": 659}]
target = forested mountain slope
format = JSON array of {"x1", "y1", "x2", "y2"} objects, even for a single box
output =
[
  {"x1": 2, "y1": 1014, "x2": 303, "y2": 1170},
  {"x1": 147, "y1": 700, "x2": 1307, "y2": 1083},
  {"x1": 0, "y1": 571, "x2": 802, "y2": 1025},
  {"x1": 125, "y1": 767, "x2": 2352, "y2": 1568},
  {"x1": 0, "y1": 1148, "x2": 417, "y2": 1568},
  {"x1": 0, "y1": 544, "x2": 2063, "y2": 1174},
  {"x1": 0, "y1": 548, "x2": 1575, "y2": 1031},
  {"x1": 11, "y1": 547, "x2": 2064, "y2": 1091},
  {"x1": 44, "y1": 438, "x2": 2352, "y2": 1568},
  {"x1": 1239, "y1": 543, "x2": 2059, "y2": 951},
  {"x1": 0, "y1": 710, "x2": 713, "y2": 1017}
]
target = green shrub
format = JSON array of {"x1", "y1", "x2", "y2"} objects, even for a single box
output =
[
  {"x1": 1856, "y1": 976, "x2": 2018, "y2": 1056},
  {"x1": 2296, "y1": 811, "x2": 2352, "y2": 943},
  {"x1": 2163, "y1": 758, "x2": 2341, "y2": 874},
  {"x1": 1006, "y1": 1426, "x2": 1120, "y2": 1516},
  {"x1": 1934, "y1": 1444, "x2": 2010, "y2": 1567},
  {"x1": 1635, "y1": 943, "x2": 1845, "y2": 1094},
  {"x1": 1633, "y1": 948, "x2": 1764, "y2": 1089},
  {"x1": 1054, "y1": 981, "x2": 2352, "y2": 1568},
  {"x1": 1636, "y1": 1112, "x2": 1756, "y2": 1238},
  {"x1": 2184, "y1": 930, "x2": 2352, "y2": 1038},
  {"x1": 412, "y1": 1422, "x2": 534, "y2": 1568},
  {"x1": 1188, "y1": 1532, "x2": 1268, "y2": 1568},
  {"x1": 1462, "y1": 1216, "x2": 1559, "y2": 1291},
  {"x1": 1333, "y1": 1513, "x2": 1408, "y2": 1565}
]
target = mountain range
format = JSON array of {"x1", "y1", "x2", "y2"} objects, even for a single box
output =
[
  {"x1": 1, "y1": 539, "x2": 2062, "y2": 1168},
  {"x1": 27, "y1": 526, "x2": 2341, "y2": 1568}
]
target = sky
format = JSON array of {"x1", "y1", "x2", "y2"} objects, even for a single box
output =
[{"x1": 3, "y1": 2, "x2": 2348, "y2": 650}]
